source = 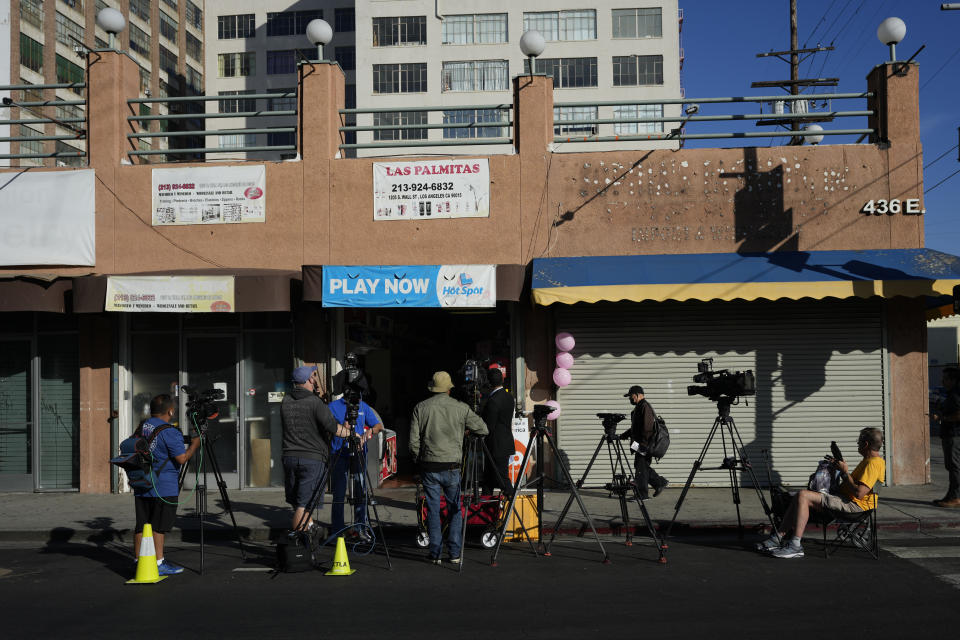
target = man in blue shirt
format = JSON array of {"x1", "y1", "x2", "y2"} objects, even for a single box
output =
[
  {"x1": 328, "y1": 393, "x2": 383, "y2": 539},
  {"x1": 133, "y1": 394, "x2": 200, "y2": 576}
]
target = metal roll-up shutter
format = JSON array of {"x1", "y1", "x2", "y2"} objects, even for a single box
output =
[{"x1": 555, "y1": 298, "x2": 885, "y2": 487}]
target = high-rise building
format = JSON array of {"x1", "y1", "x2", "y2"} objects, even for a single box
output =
[{"x1": 6, "y1": 0, "x2": 206, "y2": 166}]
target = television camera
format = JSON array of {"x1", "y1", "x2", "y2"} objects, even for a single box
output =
[
  {"x1": 182, "y1": 385, "x2": 225, "y2": 433},
  {"x1": 596, "y1": 412, "x2": 627, "y2": 438},
  {"x1": 687, "y1": 358, "x2": 756, "y2": 401}
]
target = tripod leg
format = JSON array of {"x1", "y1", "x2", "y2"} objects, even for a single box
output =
[
  {"x1": 545, "y1": 436, "x2": 606, "y2": 552},
  {"x1": 352, "y1": 440, "x2": 392, "y2": 570},
  {"x1": 726, "y1": 416, "x2": 779, "y2": 533},
  {"x1": 665, "y1": 416, "x2": 722, "y2": 540},
  {"x1": 490, "y1": 432, "x2": 540, "y2": 566}
]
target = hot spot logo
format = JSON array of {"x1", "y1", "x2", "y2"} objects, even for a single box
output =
[
  {"x1": 244, "y1": 187, "x2": 263, "y2": 199},
  {"x1": 436, "y1": 265, "x2": 494, "y2": 307}
]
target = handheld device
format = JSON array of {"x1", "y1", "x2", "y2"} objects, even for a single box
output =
[{"x1": 830, "y1": 441, "x2": 843, "y2": 462}]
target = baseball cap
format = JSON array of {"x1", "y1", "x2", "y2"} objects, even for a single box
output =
[
  {"x1": 428, "y1": 371, "x2": 454, "y2": 393},
  {"x1": 292, "y1": 365, "x2": 318, "y2": 384},
  {"x1": 623, "y1": 385, "x2": 644, "y2": 397}
]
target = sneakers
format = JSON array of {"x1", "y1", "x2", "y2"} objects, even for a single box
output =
[
  {"x1": 449, "y1": 556, "x2": 462, "y2": 565},
  {"x1": 428, "y1": 556, "x2": 442, "y2": 565},
  {"x1": 934, "y1": 497, "x2": 960, "y2": 508},
  {"x1": 755, "y1": 535, "x2": 782, "y2": 553},
  {"x1": 157, "y1": 560, "x2": 184, "y2": 575},
  {"x1": 770, "y1": 543, "x2": 804, "y2": 559},
  {"x1": 653, "y1": 479, "x2": 669, "y2": 498}
]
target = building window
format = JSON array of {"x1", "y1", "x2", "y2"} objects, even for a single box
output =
[
  {"x1": 372, "y1": 16, "x2": 427, "y2": 47},
  {"x1": 613, "y1": 55, "x2": 663, "y2": 86},
  {"x1": 553, "y1": 106, "x2": 598, "y2": 136},
  {"x1": 130, "y1": 0, "x2": 150, "y2": 23},
  {"x1": 523, "y1": 10, "x2": 596, "y2": 41},
  {"x1": 20, "y1": 34, "x2": 43, "y2": 73},
  {"x1": 219, "y1": 90, "x2": 257, "y2": 113},
  {"x1": 159, "y1": 11, "x2": 178, "y2": 45},
  {"x1": 129, "y1": 23, "x2": 151, "y2": 57},
  {"x1": 443, "y1": 108, "x2": 507, "y2": 139},
  {"x1": 335, "y1": 8, "x2": 355, "y2": 32},
  {"x1": 56, "y1": 141, "x2": 84, "y2": 167},
  {"x1": 59, "y1": 0, "x2": 83, "y2": 11},
  {"x1": 56, "y1": 12, "x2": 85, "y2": 47},
  {"x1": 266, "y1": 10, "x2": 322, "y2": 37},
  {"x1": 186, "y1": 1, "x2": 203, "y2": 30},
  {"x1": 161, "y1": 0, "x2": 178, "y2": 10},
  {"x1": 218, "y1": 52, "x2": 256, "y2": 77},
  {"x1": 442, "y1": 13, "x2": 508, "y2": 44},
  {"x1": 612, "y1": 8, "x2": 662, "y2": 38},
  {"x1": 373, "y1": 112, "x2": 427, "y2": 141},
  {"x1": 613, "y1": 104, "x2": 664, "y2": 134},
  {"x1": 159, "y1": 46, "x2": 178, "y2": 74},
  {"x1": 56, "y1": 100, "x2": 84, "y2": 123},
  {"x1": 218, "y1": 14, "x2": 256, "y2": 39},
  {"x1": 267, "y1": 131, "x2": 296, "y2": 147},
  {"x1": 20, "y1": 0, "x2": 44, "y2": 30},
  {"x1": 335, "y1": 47, "x2": 356, "y2": 71},
  {"x1": 55, "y1": 54, "x2": 85, "y2": 85},
  {"x1": 269, "y1": 89, "x2": 296, "y2": 111},
  {"x1": 19, "y1": 125, "x2": 45, "y2": 162},
  {"x1": 441, "y1": 60, "x2": 508, "y2": 92},
  {"x1": 526, "y1": 57, "x2": 598, "y2": 88},
  {"x1": 185, "y1": 66, "x2": 203, "y2": 93},
  {"x1": 266, "y1": 50, "x2": 313, "y2": 74},
  {"x1": 373, "y1": 63, "x2": 427, "y2": 93},
  {"x1": 139, "y1": 67, "x2": 151, "y2": 94},
  {"x1": 186, "y1": 32, "x2": 202, "y2": 61},
  {"x1": 219, "y1": 134, "x2": 257, "y2": 149}
]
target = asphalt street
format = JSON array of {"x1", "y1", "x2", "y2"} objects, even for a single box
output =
[{"x1": 1, "y1": 528, "x2": 958, "y2": 639}]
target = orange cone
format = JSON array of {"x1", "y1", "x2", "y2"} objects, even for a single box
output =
[
  {"x1": 325, "y1": 536, "x2": 356, "y2": 576},
  {"x1": 127, "y1": 524, "x2": 167, "y2": 584}
]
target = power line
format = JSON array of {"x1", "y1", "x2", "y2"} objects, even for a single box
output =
[
  {"x1": 803, "y1": 0, "x2": 839, "y2": 48},
  {"x1": 926, "y1": 167, "x2": 960, "y2": 194},
  {"x1": 925, "y1": 143, "x2": 960, "y2": 170},
  {"x1": 921, "y1": 43, "x2": 960, "y2": 90}
]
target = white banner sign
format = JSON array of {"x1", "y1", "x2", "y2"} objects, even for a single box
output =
[
  {"x1": 152, "y1": 165, "x2": 266, "y2": 226},
  {"x1": 105, "y1": 276, "x2": 235, "y2": 313},
  {"x1": 372, "y1": 159, "x2": 489, "y2": 220},
  {"x1": 0, "y1": 169, "x2": 95, "y2": 266}
]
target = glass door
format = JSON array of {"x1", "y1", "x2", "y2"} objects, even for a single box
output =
[
  {"x1": 184, "y1": 335, "x2": 240, "y2": 489},
  {"x1": 0, "y1": 340, "x2": 33, "y2": 492}
]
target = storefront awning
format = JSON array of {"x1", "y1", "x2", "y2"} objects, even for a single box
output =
[
  {"x1": 0, "y1": 276, "x2": 73, "y2": 312},
  {"x1": 532, "y1": 249, "x2": 960, "y2": 306},
  {"x1": 73, "y1": 270, "x2": 301, "y2": 313},
  {"x1": 302, "y1": 264, "x2": 527, "y2": 303}
]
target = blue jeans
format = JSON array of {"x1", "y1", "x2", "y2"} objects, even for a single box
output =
[
  {"x1": 422, "y1": 468, "x2": 462, "y2": 559},
  {"x1": 331, "y1": 452, "x2": 367, "y2": 534}
]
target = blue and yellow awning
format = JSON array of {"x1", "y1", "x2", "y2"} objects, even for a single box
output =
[{"x1": 532, "y1": 249, "x2": 960, "y2": 306}]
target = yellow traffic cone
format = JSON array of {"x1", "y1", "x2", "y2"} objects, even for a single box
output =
[
  {"x1": 127, "y1": 524, "x2": 167, "y2": 584},
  {"x1": 325, "y1": 536, "x2": 356, "y2": 576}
]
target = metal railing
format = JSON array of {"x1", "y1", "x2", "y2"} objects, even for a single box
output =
[
  {"x1": 125, "y1": 92, "x2": 298, "y2": 160},
  {"x1": 551, "y1": 93, "x2": 874, "y2": 144},
  {"x1": 339, "y1": 104, "x2": 513, "y2": 151},
  {"x1": 0, "y1": 83, "x2": 88, "y2": 165}
]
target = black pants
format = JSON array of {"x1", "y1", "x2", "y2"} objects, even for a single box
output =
[
  {"x1": 634, "y1": 454, "x2": 665, "y2": 498},
  {"x1": 943, "y1": 434, "x2": 960, "y2": 500}
]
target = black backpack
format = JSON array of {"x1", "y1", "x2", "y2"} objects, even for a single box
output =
[
  {"x1": 648, "y1": 415, "x2": 670, "y2": 461},
  {"x1": 110, "y1": 423, "x2": 175, "y2": 490}
]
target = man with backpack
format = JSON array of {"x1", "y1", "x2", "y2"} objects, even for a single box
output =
[
  {"x1": 132, "y1": 394, "x2": 200, "y2": 576},
  {"x1": 620, "y1": 385, "x2": 669, "y2": 499}
]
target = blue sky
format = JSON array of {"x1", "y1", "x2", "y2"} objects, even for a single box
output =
[{"x1": 680, "y1": 1, "x2": 959, "y2": 253}]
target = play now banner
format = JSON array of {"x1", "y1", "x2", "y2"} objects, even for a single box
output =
[{"x1": 321, "y1": 265, "x2": 495, "y2": 308}]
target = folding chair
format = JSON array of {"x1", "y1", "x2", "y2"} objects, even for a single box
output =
[{"x1": 811, "y1": 492, "x2": 879, "y2": 560}]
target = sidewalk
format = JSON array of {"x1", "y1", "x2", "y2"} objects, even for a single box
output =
[{"x1": 2, "y1": 441, "x2": 958, "y2": 545}]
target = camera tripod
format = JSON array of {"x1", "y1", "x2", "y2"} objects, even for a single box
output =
[
  {"x1": 664, "y1": 396, "x2": 777, "y2": 539},
  {"x1": 547, "y1": 416, "x2": 665, "y2": 563},
  {"x1": 298, "y1": 432, "x2": 393, "y2": 570},
  {"x1": 490, "y1": 410, "x2": 609, "y2": 565},
  {"x1": 178, "y1": 423, "x2": 247, "y2": 574}
]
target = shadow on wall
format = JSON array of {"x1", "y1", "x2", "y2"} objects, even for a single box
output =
[{"x1": 727, "y1": 147, "x2": 798, "y2": 254}]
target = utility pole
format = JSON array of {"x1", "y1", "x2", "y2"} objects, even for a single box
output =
[{"x1": 752, "y1": 0, "x2": 837, "y2": 144}]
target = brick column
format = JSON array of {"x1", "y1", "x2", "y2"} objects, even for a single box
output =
[
  {"x1": 86, "y1": 50, "x2": 140, "y2": 167},
  {"x1": 514, "y1": 74, "x2": 554, "y2": 262},
  {"x1": 78, "y1": 315, "x2": 114, "y2": 493},
  {"x1": 299, "y1": 62, "x2": 346, "y2": 161}
]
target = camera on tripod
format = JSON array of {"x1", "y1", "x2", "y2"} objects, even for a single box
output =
[
  {"x1": 457, "y1": 359, "x2": 489, "y2": 413},
  {"x1": 686, "y1": 358, "x2": 756, "y2": 401},
  {"x1": 596, "y1": 412, "x2": 626, "y2": 437},
  {"x1": 182, "y1": 385, "x2": 225, "y2": 432}
]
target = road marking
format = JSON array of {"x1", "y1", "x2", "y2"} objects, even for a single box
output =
[
  {"x1": 0, "y1": 568, "x2": 11, "y2": 579},
  {"x1": 939, "y1": 574, "x2": 960, "y2": 588},
  {"x1": 885, "y1": 546, "x2": 960, "y2": 559},
  {"x1": 232, "y1": 567, "x2": 272, "y2": 572}
]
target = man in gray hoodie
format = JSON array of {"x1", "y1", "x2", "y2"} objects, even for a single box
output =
[{"x1": 410, "y1": 371, "x2": 488, "y2": 564}]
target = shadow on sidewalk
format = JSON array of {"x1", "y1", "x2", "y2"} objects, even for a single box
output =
[{"x1": 39, "y1": 519, "x2": 132, "y2": 578}]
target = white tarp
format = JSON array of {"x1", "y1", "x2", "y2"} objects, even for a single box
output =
[
  {"x1": 372, "y1": 159, "x2": 490, "y2": 220},
  {"x1": 151, "y1": 165, "x2": 266, "y2": 226},
  {"x1": 0, "y1": 169, "x2": 96, "y2": 266},
  {"x1": 105, "y1": 276, "x2": 235, "y2": 313}
]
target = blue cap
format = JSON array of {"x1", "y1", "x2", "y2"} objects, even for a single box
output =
[{"x1": 292, "y1": 365, "x2": 318, "y2": 384}]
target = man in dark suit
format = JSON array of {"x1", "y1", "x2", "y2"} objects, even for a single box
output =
[{"x1": 481, "y1": 367, "x2": 515, "y2": 492}]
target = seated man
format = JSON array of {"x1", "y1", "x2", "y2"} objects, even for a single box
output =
[{"x1": 758, "y1": 427, "x2": 885, "y2": 559}]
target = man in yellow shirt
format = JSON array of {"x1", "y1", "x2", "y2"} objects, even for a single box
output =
[{"x1": 758, "y1": 427, "x2": 885, "y2": 559}]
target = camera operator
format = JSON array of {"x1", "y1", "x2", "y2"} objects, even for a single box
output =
[
  {"x1": 931, "y1": 367, "x2": 960, "y2": 508},
  {"x1": 410, "y1": 371, "x2": 489, "y2": 564},
  {"x1": 758, "y1": 427, "x2": 885, "y2": 559},
  {"x1": 328, "y1": 389, "x2": 383, "y2": 540},
  {"x1": 132, "y1": 394, "x2": 200, "y2": 576},
  {"x1": 281, "y1": 365, "x2": 352, "y2": 534},
  {"x1": 620, "y1": 385, "x2": 669, "y2": 499},
  {"x1": 481, "y1": 365, "x2": 514, "y2": 493}
]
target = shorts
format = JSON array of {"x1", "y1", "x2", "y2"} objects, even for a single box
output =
[
  {"x1": 819, "y1": 492, "x2": 864, "y2": 514},
  {"x1": 283, "y1": 456, "x2": 327, "y2": 508},
  {"x1": 134, "y1": 496, "x2": 179, "y2": 534}
]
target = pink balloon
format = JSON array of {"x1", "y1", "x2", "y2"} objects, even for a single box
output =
[
  {"x1": 552, "y1": 367, "x2": 571, "y2": 387},
  {"x1": 545, "y1": 400, "x2": 561, "y2": 421},
  {"x1": 555, "y1": 332, "x2": 575, "y2": 352},
  {"x1": 556, "y1": 352, "x2": 574, "y2": 369}
]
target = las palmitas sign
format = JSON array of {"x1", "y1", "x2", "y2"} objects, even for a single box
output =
[
  {"x1": 372, "y1": 159, "x2": 490, "y2": 220},
  {"x1": 322, "y1": 265, "x2": 496, "y2": 307}
]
